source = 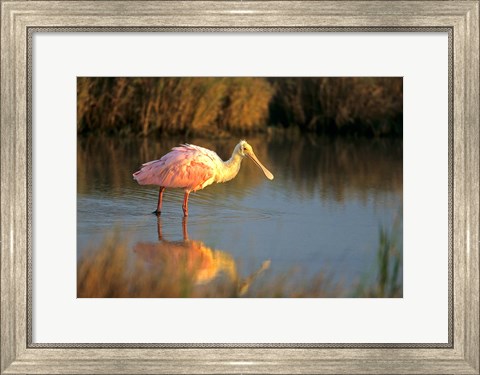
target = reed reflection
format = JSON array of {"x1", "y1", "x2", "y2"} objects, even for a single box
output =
[{"x1": 77, "y1": 134, "x2": 401, "y2": 206}]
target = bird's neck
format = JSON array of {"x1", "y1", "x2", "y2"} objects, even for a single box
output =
[{"x1": 217, "y1": 152, "x2": 243, "y2": 183}]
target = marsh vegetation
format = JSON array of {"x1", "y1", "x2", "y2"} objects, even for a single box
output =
[{"x1": 77, "y1": 77, "x2": 402, "y2": 137}]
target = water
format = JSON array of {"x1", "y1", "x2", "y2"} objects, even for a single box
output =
[{"x1": 77, "y1": 132, "x2": 402, "y2": 297}]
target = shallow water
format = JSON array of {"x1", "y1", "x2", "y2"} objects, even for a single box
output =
[{"x1": 77, "y1": 132, "x2": 403, "y2": 296}]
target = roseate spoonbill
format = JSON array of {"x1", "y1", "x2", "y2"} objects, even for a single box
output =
[{"x1": 133, "y1": 140, "x2": 274, "y2": 216}]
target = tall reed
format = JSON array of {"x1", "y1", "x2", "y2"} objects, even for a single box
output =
[
  {"x1": 268, "y1": 77, "x2": 403, "y2": 136},
  {"x1": 77, "y1": 77, "x2": 273, "y2": 137},
  {"x1": 77, "y1": 77, "x2": 402, "y2": 137},
  {"x1": 354, "y1": 218, "x2": 403, "y2": 298}
]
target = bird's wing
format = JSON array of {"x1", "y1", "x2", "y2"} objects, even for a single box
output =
[{"x1": 133, "y1": 145, "x2": 218, "y2": 191}]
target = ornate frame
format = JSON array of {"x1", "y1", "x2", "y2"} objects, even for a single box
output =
[{"x1": 1, "y1": 1, "x2": 478, "y2": 374}]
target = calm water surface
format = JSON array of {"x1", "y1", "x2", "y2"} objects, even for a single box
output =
[{"x1": 77, "y1": 133, "x2": 402, "y2": 294}]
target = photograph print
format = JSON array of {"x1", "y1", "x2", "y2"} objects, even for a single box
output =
[{"x1": 77, "y1": 77, "x2": 403, "y2": 298}]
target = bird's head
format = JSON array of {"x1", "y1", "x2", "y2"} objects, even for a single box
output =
[{"x1": 236, "y1": 140, "x2": 274, "y2": 180}]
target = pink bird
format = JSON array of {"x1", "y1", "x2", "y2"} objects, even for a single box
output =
[{"x1": 133, "y1": 140, "x2": 274, "y2": 216}]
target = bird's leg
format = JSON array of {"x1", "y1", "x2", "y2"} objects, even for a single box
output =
[
  {"x1": 182, "y1": 217, "x2": 189, "y2": 240},
  {"x1": 156, "y1": 217, "x2": 163, "y2": 240},
  {"x1": 153, "y1": 186, "x2": 165, "y2": 215},
  {"x1": 182, "y1": 191, "x2": 190, "y2": 217}
]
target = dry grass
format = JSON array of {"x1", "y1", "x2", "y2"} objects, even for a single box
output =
[
  {"x1": 268, "y1": 77, "x2": 403, "y2": 136},
  {"x1": 77, "y1": 77, "x2": 402, "y2": 137},
  {"x1": 77, "y1": 77, "x2": 273, "y2": 137}
]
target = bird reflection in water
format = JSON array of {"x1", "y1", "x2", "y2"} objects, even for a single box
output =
[{"x1": 133, "y1": 218, "x2": 271, "y2": 296}]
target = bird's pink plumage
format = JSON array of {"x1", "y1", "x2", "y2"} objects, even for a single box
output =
[{"x1": 133, "y1": 144, "x2": 218, "y2": 192}]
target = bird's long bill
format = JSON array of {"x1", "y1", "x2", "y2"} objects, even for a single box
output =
[{"x1": 246, "y1": 151, "x2": 274, "y2": 180}]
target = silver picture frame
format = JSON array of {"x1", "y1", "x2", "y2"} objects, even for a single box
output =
[{"x1": 1, "y1": 1, "x2": 478, "y2": 374}]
